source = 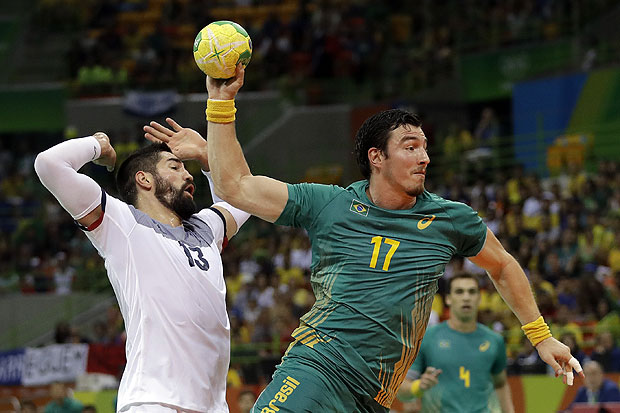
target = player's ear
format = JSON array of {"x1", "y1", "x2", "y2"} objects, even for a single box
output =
[
  {"x1": 368, "y1": 147, "x2": 383, "y2": 171},
  {"x1": 136, "y1": 171, "x2": 153, "y2": 191},
  {"x1": 445, "y1": 293, "x2": 452, "y2": 307}
]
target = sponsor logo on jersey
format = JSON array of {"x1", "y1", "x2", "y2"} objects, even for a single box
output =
[
  {"x1": 479, "y1": 340, "x2": 490, "y2": 352},
  {"x1": 260, "y1": 376, "x2": 300, "y2": 413},
  {"x1": 350, "y1": 199, "x2": 370, "y2": 216},
  {"x1": 439, "y1": 340, "x2": 450, "y2": 348},
  {"x1": 417, "y1": 215, "x2": 436, "y2": 230}
]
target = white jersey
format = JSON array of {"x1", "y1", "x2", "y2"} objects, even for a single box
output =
[{"x1": 84, "y1": 191, "x2": 230, "y2": 413}]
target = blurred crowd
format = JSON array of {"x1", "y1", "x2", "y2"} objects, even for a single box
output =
[
  {"x1": 29, "y1": 0, "x2": 619, "y2": 98},
  {"x1": 1, "y1": 120, "x2": 619, "y2": 386}
]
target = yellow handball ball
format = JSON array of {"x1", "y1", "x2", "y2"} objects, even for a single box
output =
[{"x1": 193, "y1": 20, "x2": 252, "y2": 79}]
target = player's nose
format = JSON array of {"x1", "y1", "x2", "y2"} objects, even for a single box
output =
[{"x1": 419, "y1": 147, "x2": 430, "y2": 165}]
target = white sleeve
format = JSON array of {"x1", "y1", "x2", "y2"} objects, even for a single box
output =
[
  {"x1": 202, "y1": 170, "x2": 250, "y2": 233},
  {"x1": 213, "y1": 201, "x2": 250, "y2": 235},
  {"x1": 202, "y1": 170, "x2": 224, "y2": 204},
  {"x1": 34, "y1": 136, "x2": 103, "y2": 219}
]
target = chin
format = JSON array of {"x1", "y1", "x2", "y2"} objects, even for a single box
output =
[{"x1": 406, "y1": 185, "x2": 425, "y2": 197}]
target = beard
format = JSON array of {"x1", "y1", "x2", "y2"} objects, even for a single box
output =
[
  {"x1": 154, "y1": 175, "x2": 196, "y2": 220},
  {"x1": 405, "y1": 182, "x2": 425, "y2": 197}
]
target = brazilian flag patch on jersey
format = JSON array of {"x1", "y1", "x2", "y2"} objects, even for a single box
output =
[{"x1": 350, "y1": 200, "x2": 370, "y2": 216}]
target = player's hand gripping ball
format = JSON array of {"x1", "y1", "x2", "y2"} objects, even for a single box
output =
[{"x1": 193, "y1": 20, "x2": 252, "y2": 79}]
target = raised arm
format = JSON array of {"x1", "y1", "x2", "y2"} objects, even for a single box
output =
[
  {"x1": 204, "y1": 65, "x2": 289, "y2": 223},
  {"x1": 34, "y1": 133, "x2": 116, "y2": 228},
  {"x1": 469, "y1": 228, "x2": 584, "y2": 383}
]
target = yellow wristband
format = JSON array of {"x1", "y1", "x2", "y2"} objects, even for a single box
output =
[
  {"x1": 521, "y1": 316, "x2": 552, "y2": 346},
  {"x1": 410, "y1": 379, "x2": 423, "y2": 397},
  {"x1": 206, "y1": 99, "x2": 236, "y2": 123}
]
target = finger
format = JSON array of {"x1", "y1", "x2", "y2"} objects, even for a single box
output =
[
  {"x1": 148, "y1": 121, "x2": 174, "y2": 138},
  {"x1": 143, "y1": 126, "x2": 170, "y2": 142},
  {"x1": 568, "y1": 357, "x2": 583, "y2": 376},
  {"x1": 549, "y1": 361, "x2": 563, "y2": 378},
  {"x1": 566, "y1": 371, "x2": 574, "y2": 386},
  {"x1": 166, "y1": 117, "x2": 183, "y2": 132},
  {"x1": 144, "y1": 132, "x2": 163, "y2": 144}
]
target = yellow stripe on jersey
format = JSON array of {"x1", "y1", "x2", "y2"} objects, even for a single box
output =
[{"x1": 374, "y1": 292, "x2": 434, "y2": 408}]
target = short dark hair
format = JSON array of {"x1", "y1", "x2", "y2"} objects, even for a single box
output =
[
  {"x1": 447, "y1": 273, "x2": 480, "y2": 294},
  {"x1": 116, "y1": 143, "x2": 172, "y2": 205},
  {"x1": 353, "y1": 109, "x2": 422, "y2": 179}
]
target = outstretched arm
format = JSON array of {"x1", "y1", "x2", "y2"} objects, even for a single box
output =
[
  {"x1": 469, "y1": 228, "x2": 584, "y2": 384},
  {"x1": 34, "y1": 133, "x2": 116, "y2": 228},
  {"x1": 204, "y1": 65, "x2": 289, "y2": 223}
]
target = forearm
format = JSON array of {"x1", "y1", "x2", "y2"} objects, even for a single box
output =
[
  {"x1": 206, "y1": 120, "x2": 252, "y2": 205},
  {"x1": 34, "y1": 136, "x2": 103, "y2": 219},
  {"x1": 489, "y1": 257, "x2": 540, "y2": 325},
  {"x1": 495, "y1": 382, "x2": 515, "y2": 413}
]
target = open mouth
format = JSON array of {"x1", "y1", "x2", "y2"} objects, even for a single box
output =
[{"x1": 184, "y1": 184, "x2": 195, "y2": 196}]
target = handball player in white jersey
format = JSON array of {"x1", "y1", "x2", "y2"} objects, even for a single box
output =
[{"x1": 34, "y1": 120, "x2": 250, "y2": 413}]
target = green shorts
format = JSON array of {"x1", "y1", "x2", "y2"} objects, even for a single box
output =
[{"x1": 252, "y1": 341, "x2": 388, "y2": 413}]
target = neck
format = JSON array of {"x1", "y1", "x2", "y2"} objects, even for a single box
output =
[
  {"x1": 136, "y1": 196, "x2": 182, "y2": 227},
  {"x1": 447, "y1": 316, "x2": 477, "y2": 333},
  {"x1": 366, "y1": 178, "x2": 417, "y2": 210}
]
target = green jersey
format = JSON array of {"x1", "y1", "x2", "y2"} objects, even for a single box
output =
[
  {"x1": 274, "y1": 180, "x2": 487, "y2": 408},
  {"x1": 409, "y1": 322, "x2": 507, "y2": 413}
]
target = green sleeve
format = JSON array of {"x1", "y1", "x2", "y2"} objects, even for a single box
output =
[
  {"x1": 491, "y1": 335, "x2": 507, "y2": 375},
  {"x1": 444, "y1": 200, "x2": 487, "y2": 257},
  {"x1": 274, "y1": 183, "x2": 343, "y2": 229}
]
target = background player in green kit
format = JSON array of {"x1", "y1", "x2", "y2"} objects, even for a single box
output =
[
  {"x1": 143, "y1": 65, "x2": 584, "y2": 413},
  {"x1": 398, "y1": 274, "x2": 515, "y2": 413}
]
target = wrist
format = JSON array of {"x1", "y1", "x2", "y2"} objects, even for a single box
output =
[
  {"x1": 410, "y1": 379, "x2": 423, "y2": 397},
  {"x1": 206, "y1": 99, "x2": 236, "y2": 124},
  {"x1": 521, "y1": 316, "x2": 552, "y2": 347},
  {"x1": 196, "y1": 142, "x2": 209, "y2": 169}
]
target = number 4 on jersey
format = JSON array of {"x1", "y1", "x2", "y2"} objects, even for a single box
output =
[
  {"x1": 459, "y1": 366, "x2": 470, "y2": 388},
  {"x1": 369, "y1": 236, "x2": 400, "y2": 271}
]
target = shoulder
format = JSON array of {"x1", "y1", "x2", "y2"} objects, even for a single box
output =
[
  {"x1": 476, "y1": 324, "x2": 505, "y2": 348},
  {"x1": 424, "y1": 322, "x2": 447, "y2": 338},
  {"x1": 287, "y1": 182, "x2": 349, "y2": 200},
  {"x1": 422, "y1": 192, "x2": 477, "y2": 218}
]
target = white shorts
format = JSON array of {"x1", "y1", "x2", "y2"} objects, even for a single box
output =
[{"x1": 120, "y1": 403, "x2": 203, "y2": 413}]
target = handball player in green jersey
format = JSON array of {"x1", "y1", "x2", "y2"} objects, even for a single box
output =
[
  {"x1": 399, "y1": 274, "x2": 514, "y2": 413},
  {"x1": 144, "y1": 65, "x2": 584, "y2": 413}
]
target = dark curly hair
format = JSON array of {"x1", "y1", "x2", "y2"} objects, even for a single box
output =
[
  {"x1": 116, "y1": 143, "x2": 171, "y2": 206},
  {"x1": 353, "y1": 109, "x2": 422, "y2": 179}
]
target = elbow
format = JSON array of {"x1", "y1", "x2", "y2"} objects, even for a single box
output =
[
  {"x1": 212, "y1": 183, "x2": 242, "y2": 209},
  {"x1": 213, "y1": 174, "x2": 247, "y2": 205},
  {"x1": 34, "y1": 152, "x2": 51, "y2": 180}
]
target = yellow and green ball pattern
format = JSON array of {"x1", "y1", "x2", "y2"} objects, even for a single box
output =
[{"x1": 193, "y1": 21, "x2": 252, "y2": 79}]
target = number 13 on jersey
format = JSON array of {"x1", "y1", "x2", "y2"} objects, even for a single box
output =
[{"x1": 369, "y1": 236, "x2": 400, "y2": 271}]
